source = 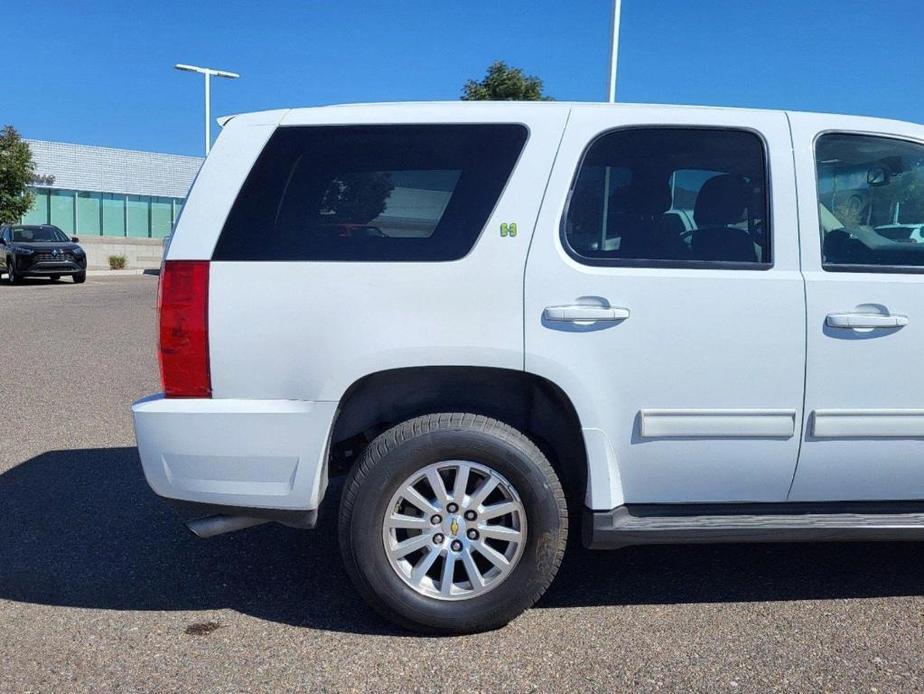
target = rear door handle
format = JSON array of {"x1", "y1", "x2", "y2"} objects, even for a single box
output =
[
  {"x1": 826, "y1": 312, "x2": 909, "y2": 329},
  {"x1": 543, "y1": 305, "x2": 630, "y2": 322}
]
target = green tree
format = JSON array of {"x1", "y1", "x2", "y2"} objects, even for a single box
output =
[
  {"x1": 321, "y1": 172, "x2": 395, "y2": 224},
  {"x1": 0, "y1": 126, "x2": 36, "y2": 224},
  {"x1": 461, "y1": 61, "x2": 553, "y2": 101}
]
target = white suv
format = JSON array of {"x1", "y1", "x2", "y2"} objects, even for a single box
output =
[{"x1": 133, "y1": 102, "x2": 924, "y2": 634}]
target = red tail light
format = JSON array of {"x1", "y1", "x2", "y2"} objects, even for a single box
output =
[{"x1": 158, "y1": 260, "x2": 211, "y2": 398}]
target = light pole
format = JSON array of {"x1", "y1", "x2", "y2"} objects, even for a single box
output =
[
  {"x1": 174, "y1": 64, "x2": 240, "y2": 155},
  {"x1": 608, "y1": 0, "x2": 622, "y2": 103},
  {"x1": 601, "y1": 1, "x2": 623, "y2": 248}
]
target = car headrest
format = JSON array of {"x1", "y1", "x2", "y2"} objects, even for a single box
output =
[
  {"x1": 694, "y1": 174, "x2": 750, "y2": 227},
  {"x1": 610, "y1": 178, "x2": 672, "y2": 216}
]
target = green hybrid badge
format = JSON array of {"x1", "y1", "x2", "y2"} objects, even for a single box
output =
[{"x1": 500, "y1": 222, "x2": 518, "y2": 238}]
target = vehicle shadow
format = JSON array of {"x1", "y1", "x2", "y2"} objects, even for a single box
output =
[
  {"x1": 0, "y1": 447, "x2": 396, "y2": 635},
  {"x1": 0, "y1": 447, "x2": 921, "y2": 636}
]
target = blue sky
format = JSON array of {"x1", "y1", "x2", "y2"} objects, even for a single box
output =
[{"x1": 4, "y1": 0, "x2": 922, "y2": 156}]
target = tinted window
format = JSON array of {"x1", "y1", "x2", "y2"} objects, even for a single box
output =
[
  {"x1": 564, "y1": 128, "x2": 770, "y2": 267},
  {"x1": 10, "y1": 225, "x2": 69, "y2": 242},
  {"x1": 816, "y1": 133, "x2": 924, "y2": 271},
  {"x1": 214, "y1": 124, "x2": 528, "y2": 262}
]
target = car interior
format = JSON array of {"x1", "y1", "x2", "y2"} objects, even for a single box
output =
[
  {"x1": 818, "y1": 133, "x2": 924, "y2": 268},
  {"x1": 565, "y1": 129, "x2": 769, "y2": 265}
]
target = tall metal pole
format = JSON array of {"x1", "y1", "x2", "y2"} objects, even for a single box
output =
[
  {"x1": 601, "y1": 0, "x2": 623, "y2": 248},
  {"x1": 204, "y1": 72, "x2": 211, "y2": 155},
  {"x1": 608, "y1": 0, "x2": 622, "y2": 103},
  {"x1": 175, "y1": 64, "x2": 239, "y2": 156}
]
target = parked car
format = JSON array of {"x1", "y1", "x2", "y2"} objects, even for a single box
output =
[
  {"x1": 0, "y1": 224, "x2": 87, "y2": 283},
  {"x1": 133, "y1": 102, "x2": 924, "y2": 634}
]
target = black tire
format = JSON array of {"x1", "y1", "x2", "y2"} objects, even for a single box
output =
[
  {"x1": 339, "y1": 413, "x2": 568, "y2": 634},
  {"x1": 49, "y1": 274, "x2": 61, "y2": 281},
  {"x1": 7, "y1": 261, "x2": 18, "y2": 284},
  {"x1": 73, "y1": 272, "x2": 86, "y2": 284}
]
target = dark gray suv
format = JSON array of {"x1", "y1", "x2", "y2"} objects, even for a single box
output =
[{"x1": 0, "y1": 224, "x2": 87, "y2": 284}]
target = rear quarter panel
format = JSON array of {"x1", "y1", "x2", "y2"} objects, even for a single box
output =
[{"x1": 206, "y1": 104, "x2": 571, "y2": 400}]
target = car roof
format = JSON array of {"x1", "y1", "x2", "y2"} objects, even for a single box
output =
[
  {"x1": 218, "y1": 101, "x2": 921, "y2": 133},
  {"x1": 235, "y1": 101, "x2": 797, "y2": 117}
]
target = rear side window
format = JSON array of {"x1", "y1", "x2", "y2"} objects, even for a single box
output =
[
  {"x1": 563, "y1": 128, "x2": 770, "y2": 268},
  {"x1": 213, "y1": 124, "x2": 528, "y2": 262}
]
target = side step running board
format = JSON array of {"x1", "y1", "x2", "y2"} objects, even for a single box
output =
[{"x1": 585, "y1": 503, "x2": 924, "y2": 549}]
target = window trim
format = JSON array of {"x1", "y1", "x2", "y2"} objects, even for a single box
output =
[
  {"x1": 814, "y1": 129, "x2": 924, "y2": 275},
  {"x1": 559, "y1": 125, "x2": 774, "y2": 271}
]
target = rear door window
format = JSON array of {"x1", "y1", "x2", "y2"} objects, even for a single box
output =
[
  {"x1": 563, "y1": 128, "x2": 770, "y2": 268},
  {"x1": 213, "y1": 124, "x2": 528, "y2": 262}
]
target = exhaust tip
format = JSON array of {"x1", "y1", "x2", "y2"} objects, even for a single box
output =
[{"x1": 186, "y1": 515, "x2": 268, "y2": 538}]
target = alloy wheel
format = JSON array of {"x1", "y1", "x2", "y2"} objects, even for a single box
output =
[{"x1": 382, "y1": 460, "x2": 527, "y2": 601}]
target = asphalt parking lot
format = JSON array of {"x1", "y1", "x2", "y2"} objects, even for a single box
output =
[{"x1": 1, "y1": 274, "x2": 922, "y2": 692}]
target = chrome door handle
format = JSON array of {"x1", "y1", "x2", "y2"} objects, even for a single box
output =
[
  {"x1": 543, "y1": 305, "x2": 630, "y2": 322},
  {"x1": 826, "y1": 312, "x2": 909, "y2": 329}
]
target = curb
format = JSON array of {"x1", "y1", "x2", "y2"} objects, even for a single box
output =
[{"x1": 87, "y1": 269, "x2": 160, "y2": 277}]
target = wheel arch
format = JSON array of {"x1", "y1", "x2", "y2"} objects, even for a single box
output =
[{"x1": 329, "y1": 366, "x2": 590, "y2": 510}]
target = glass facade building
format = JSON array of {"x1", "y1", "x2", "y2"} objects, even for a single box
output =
[
  {"x1": 21, "y1": 139, "x2": 203, "y2": 239},
  {"x1": 24, "y1": 188, "x2": 185, "y2": 238}
]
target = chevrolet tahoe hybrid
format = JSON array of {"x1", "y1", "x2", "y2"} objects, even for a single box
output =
[{"x1": 133, "y1": 102, "x2": 924, "y2": 634}]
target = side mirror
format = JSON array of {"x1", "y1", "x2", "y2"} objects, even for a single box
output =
[
  {"x1": 868, "y1": 166, "x2": 891, "y2": 187},
  {"x1": 71, "y1": 236, "x2": 80, "y2": 242}
]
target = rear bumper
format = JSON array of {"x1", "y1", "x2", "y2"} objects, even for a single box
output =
[{"x1": 132, "y1": 394, "x2": 338, "y2": 512}]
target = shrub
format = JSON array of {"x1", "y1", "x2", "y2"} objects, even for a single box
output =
[{"x1": 109, "y1": 255, "x2": 127, "y2": 270}]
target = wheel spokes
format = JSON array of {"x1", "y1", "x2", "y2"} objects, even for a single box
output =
[
  {"x1": 402, "y1": 485, "x2": 439, "y2": 515},
  {"x1": 467, "y1": 476, "x2": 499, "y2": 509},
  {"x1": 411, "y1": 547, "x2": 441, "y2": 583},
  {"x1": 385, "y1": 513, "x2": 430, "y2": 531},
  {"x1": 425, "y1": 468, "x2": 451, "y2": 506},
  {"x1": 478, "y1": 524, "x2": 523, "y2": 543},
  {"x1": 439, "y1": 552, "x2": 457, "y2": 596},
  {"x1": 460, "y1": 547, "x2": 486, "y2": 589},
  {"x1": 479, "y1": 500, "x2": 518, "y2": 520},
  {"x1": 451, "y1": 463, "x2": 470, "y2": 503},
  {"x1": 389, "y1": 533, "x2": 432, "y2": 559},
  {"x1": 474, "y1": 540, "x2": 512, "y2": 575}
]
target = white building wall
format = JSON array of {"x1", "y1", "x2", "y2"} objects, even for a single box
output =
[{"x1": 27, "y1": 140, "x2": 203, "y2": 198}]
